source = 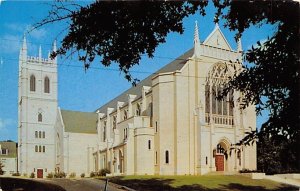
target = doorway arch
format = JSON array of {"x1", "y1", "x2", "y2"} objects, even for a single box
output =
[{"x1": 215, "y1": 138, "x2": 231, "y2": 171}]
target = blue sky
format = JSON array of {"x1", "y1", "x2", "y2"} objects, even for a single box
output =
[{"x1": 0, "y1": 1, "x2": 274, "y2": 141}]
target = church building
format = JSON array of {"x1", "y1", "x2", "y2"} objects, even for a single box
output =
[{"x1": 18, "y1": 22, "x2": 257, "y2": 177}]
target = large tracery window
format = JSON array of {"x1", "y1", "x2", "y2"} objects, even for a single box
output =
[{"x1": 205, "y1": 63, "x2": 234, "y2": 125}]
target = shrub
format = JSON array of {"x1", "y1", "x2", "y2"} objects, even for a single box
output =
[
  {"x1": 90, "y1": 172, "x2": 96, "y2": 177},
  {"x1": 30, "y1": 172, "x2": 35, "y2": 178},
  {"x1": 80, "y1": 173, "x2": 85, "y2": 178},
  {"x1": 54, "y1": 172, "x2": 66, "y2": 178},
  {"x1": 47, "y1": 172, "x2": 54, "y2": 178},
  {"x1": 99, "y1": 168, "x2": 110, "y2": 176},
  {"x1": 69, "y1": 172, "x2": 76, "y2": 178},
  {"x1": 12, "y1": 172, "x2": 21, "y2": 176},
  {"x1": 239, "y1": 168, "x2": 261, "y2": 173}
]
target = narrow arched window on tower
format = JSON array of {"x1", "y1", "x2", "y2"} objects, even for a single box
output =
[
  {"x1": 165, "y1": 150, "x2": 169, "y2": 164},
  {"x1": 44, "y1": 76, "x2": 50, "y2": 93},
  {"x1": 30, "y1": 75, "x2": 36, "y2": 91},
  {"x1": 148, "y1": 140, "x2": 151, "y2": 150},
  {"x1": 38, "y1": 113, "x2": 42, "y2": 122}
]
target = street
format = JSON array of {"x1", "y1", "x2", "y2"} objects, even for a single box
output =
[{"x1": 38, "y1": 178, "x2": 125, "y2": 191}]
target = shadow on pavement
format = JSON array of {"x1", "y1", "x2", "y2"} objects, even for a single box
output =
[{"x1": 0, "y1": 177, "x2": 66, "y2": 191}]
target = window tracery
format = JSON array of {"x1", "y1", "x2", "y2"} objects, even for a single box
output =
[{"x1": 205, "y1": 63, "x2": 234, "y2": 125}]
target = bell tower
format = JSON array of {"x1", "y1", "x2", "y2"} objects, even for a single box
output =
[{"x1": 18, "y1": 36, "x2": 58, "y2": 178}]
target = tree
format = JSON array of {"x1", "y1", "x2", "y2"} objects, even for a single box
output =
[
  {"x1": 37, "y1": 1, "x2": 207, "y2": 83},
  {"x1": 36, "y1": 0, "x2": 300, "y2": 172},
  {"x1": 217, "y1": 0, "x2": 300, "y2": 171}
]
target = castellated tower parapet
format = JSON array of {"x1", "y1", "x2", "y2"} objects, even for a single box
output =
[{"x1": 24, "y1": 42, "x2": 57, "y2": 65}]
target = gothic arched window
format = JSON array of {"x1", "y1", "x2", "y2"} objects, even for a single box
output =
[
  {"x1": 38, "y1": 113, "x2": 42, "y2": 122},
  {"x1": 30, "y1": 75, "x2": 36, "y2": 92},
  {"x1": 205, "y1": 63, "x2": 234, "y2": 125},
  {"x1": 44, "y1": 76, "x2": 50, "y2": 93}
]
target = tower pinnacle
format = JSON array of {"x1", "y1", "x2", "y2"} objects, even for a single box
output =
[
  {"x1": 52, "y1": 40, "x2": 57, "y2": 63},
  {"x1": 193, "y1": 21, "x2": 201, "y2": 58},
  {"x1": 20, "y1": 34, "x2": 27, "y2": 59},
  {"x1": 39, "y1": 45, "x2": 42, "y2": 61}
]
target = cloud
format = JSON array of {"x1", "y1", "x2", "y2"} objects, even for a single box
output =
[
  {"x1": 0, "y1": 34, "x2": 38, "y2": 55},
  {"x1": 0, "y1": 34, "x2": 21, "y2": 54},
  {"x1": 4, "y1": 22, "x2": 47, "y2": 40},
  {"x1": 4, "y1": 23, "x2": 27, "y2": 33},
  {"x1": 29, "y1": 28, "x2": 47, "y2": 40}
]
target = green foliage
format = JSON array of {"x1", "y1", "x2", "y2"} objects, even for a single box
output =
[
  {"x1": 12, "y1": 172, "x2": 20, "y2": 176},
  {"x1": 69, "y1": 172, "x2": 76, "y2": 178},
  {"x1": 80, "y1": 173, "x2": 85, "y2": 178},
  {"x1": 257, "y1": 134, "x2": 299, "y2": 175},
  {"x1": 54, "y1": 172, "x2": 66, "y2": 178},
  {"x1": 0, "y1": 161, "x2": 4, "y2": 175},
  {"x1": 23, "y1": 173, "x2": 28, "y2": 177},
  {"x1": 90, "y1": 171, "x2": 96, "y2": 177},
  {"x1": 99, "y1": 168, "x2": 110, "y2": 176},
  {"x1": 46, "y1": 172, "x2": 54, "y2": 178},
  {"x1": 30, "y1": 172, "x2": 35, "y2": 178},
  {"x1": 37, "y1": 1, "x2": 208, "y2": 84},
  {"x1": 239, "y1": 168, "x2": 261, "y2": 173}
]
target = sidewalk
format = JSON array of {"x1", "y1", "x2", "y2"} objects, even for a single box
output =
[{"x1": 264, "y1": 175, "x2": 300, "y2": 188}]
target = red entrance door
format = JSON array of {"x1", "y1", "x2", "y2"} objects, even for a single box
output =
[
  {"x1": 37, "y1": 169, "x2": 43, "y2": 178},
  {"x1": 215, "y1": 155, "x2": 224, "y2": 171}
]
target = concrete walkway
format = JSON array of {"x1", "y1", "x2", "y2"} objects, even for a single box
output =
[{"x1": 264, "y1": 175, "x2": 300, "y2": 188}]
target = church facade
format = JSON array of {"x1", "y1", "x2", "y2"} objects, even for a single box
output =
[{"x1": 18, "y1": 23, "x2": 256, "y2": 177}]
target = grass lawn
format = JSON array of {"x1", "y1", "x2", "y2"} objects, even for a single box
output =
[{"x1": 107, "y1": 175, "x2": 298, "y2": 191}]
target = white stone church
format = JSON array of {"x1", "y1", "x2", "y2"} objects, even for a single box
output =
[{"x1": 18, "y1": 23, "x2": 257, "y2": 178}]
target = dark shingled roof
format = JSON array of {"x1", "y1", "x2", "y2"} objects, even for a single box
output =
[
  {"x1": 0, "y1": 141, "x2": 17, "y2": 158},
  {"x1": 96, "y1": 48, "x2": 194, "y2": 113},
  {"x1": 61, "y1": 110, "x2": 97, "y2": 134}
]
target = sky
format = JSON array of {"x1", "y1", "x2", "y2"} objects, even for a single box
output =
[{"x1": 0, "y1": 1, "x2": 275, "y2": 141}]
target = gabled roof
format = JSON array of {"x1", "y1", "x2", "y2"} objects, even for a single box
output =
[
  {"x1": 203, "y1": 24, "x2": 232, "y2": 51},
  {"x1": 61, "y1": 110, "x2": 97, "y2": 134},
  {"x1": 0, "y1": 141, "x2": 17, "y2": 158},
  {"x1": 96, "y1": 48, "x2": 194, "y2": 114}
]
